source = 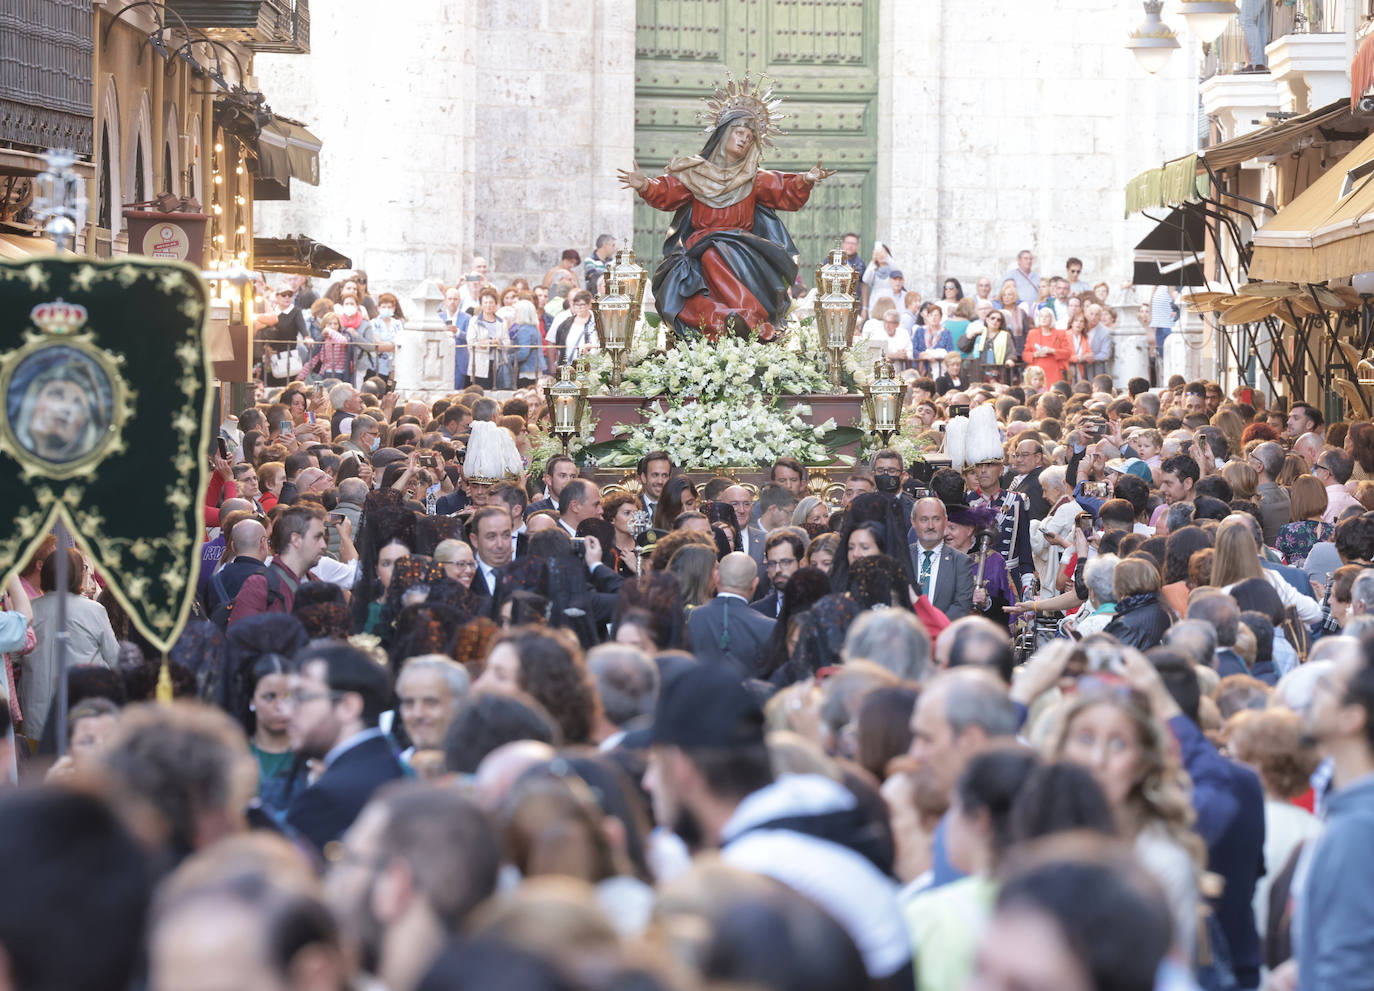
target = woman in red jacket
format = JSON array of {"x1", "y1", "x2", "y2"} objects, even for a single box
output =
[{"x1": 1023, "y1": 307, "x2": 1072, "y2": 386}]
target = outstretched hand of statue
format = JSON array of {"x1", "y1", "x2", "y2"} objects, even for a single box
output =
[
  {"x1": 617, "y1": 161, "x2": 649, "y2": 192},
  {"x1": 804, "y1": 159, "x2": 837, "y2": 184}
]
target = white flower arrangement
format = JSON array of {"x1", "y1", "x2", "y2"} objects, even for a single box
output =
[
  {"x1": 599, "y1": 398, "x2": 837, "y2": 469},
  {"x1": 574, "y1": 314, "x2": 859, "y2": 469},
  {"x1": 584, "y1": 328, "x2": 830, "y2": 402}
]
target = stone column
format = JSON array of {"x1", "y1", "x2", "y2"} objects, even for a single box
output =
[
  {"x1": 394, "y1": 281, "x2": 455, "y2": 401},
  {"x1": 1111, "y1": 309, "x2": 1152, "y2": 386}
]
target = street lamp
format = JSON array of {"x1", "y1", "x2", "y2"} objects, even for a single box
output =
[
  {"x1": 543, "y1": 365, "x2": 589, "y2": 453},
  {"x1": 815, "y1": 248, "x2": 860, "y2": 393},
  {"x1": 593, "y1": 274, "x2": 635, "y2": 393},
  {"x1": 609, "y1": 248, "x2": 647, "y2": 325},
  {"x1": 1179, "y1": 0, "x2": 1239, "y2": 42},
  {"x1": 862, "y1": 359, "x2": 905, "y2": 446},
  {"x1": 1126, "y1": 0, "x2": 1181, "y2": 74}
]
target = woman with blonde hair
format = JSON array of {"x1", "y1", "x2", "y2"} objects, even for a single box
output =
[
  {"x1": 1209, "y1": 408, "x2": 1245, "y2": 458},
  {"x1": 1049, "y1": 662, "x2": 1203, "y2": 962},
  {"x1": 1276, "y1": 474, "x2": 1332, "y2": 567},
  {"x1": 1277, "y1": 452, "x2": 1307, "y2": 488},
  {"x1": 1221, "y1": 460, "x2": 1258, "y2": 502},
  {"x1": 1102, "y1": 556, "x2": 1171, "y2": 649},
  {"x1": 508, "y1": 298, "x2": 545, "y2": 387},
  {"x1": 1213, "y1": 517, "x2": 1322, "y2": 623},
  {"x1": 805, "y1": 532, "x2": 839, "y2": 574}
]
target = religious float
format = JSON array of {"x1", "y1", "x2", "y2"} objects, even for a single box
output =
[{"x1": 535, "y1": 76, "x2": 928, "y2": 499}]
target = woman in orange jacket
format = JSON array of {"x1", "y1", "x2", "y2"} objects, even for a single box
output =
[{"x1": 1023, "y1": 306, "x2": 1073, "y2": 385}]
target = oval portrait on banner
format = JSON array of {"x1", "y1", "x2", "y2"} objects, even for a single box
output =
[{"x1": 4, "y1": 344, "x2": 118, "y2": 467}]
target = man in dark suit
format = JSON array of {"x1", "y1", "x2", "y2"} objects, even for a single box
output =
[
  {"x1": 527, "y1": 454, "x2": 579, "y2": 516},
  {"x1": 689, "y1": 552, "x2": 776, "y2": 677},
  {"x1": 285, "y1": 643, "x2": 405, "y2": 850},
  {"x1": 723, "y1": 484, "x2": 769, "y2": 585},
  {"x1": 636, "y1": 451, "x2": 673, "y2": 521},
  {"x1": 466, "y1": 506, "x2": 512, "y2": 610},
  {"x1": 909, "y1": 497, "x2": 974, "y2": 621},
  {"x1": 491, "y1": 481, "x2": 530, "y2": 560},
  {"x1": 1008, "y1": 437, "x2": 1050, "y2": 521},
  {"x1": 751, "y1": 529, "x2": 805, "y2": 619}
]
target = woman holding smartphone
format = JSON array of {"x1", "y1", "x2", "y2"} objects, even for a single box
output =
[{"x1": 468, "y1": 286, "x2": 506, "y2": 389}]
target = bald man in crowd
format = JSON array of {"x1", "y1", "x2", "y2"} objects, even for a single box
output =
[
  {"x1": 206, "y1": 518, "x2": 270, "y2": 617},
  {"x1": 688, "y1": 551, "x2": 776, "y2": 677}
]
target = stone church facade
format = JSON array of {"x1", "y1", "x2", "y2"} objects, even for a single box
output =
[{"x1": 255, "y1": 0, "x2": 1198, "y2": 298}]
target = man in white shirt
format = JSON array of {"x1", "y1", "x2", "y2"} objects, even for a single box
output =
[
  {"x1": 1317, "y1": 449, "x2": 1361, "y2": 523},
  {"x1": 1038, "y1": 277, "x2": 1071, "y2": 329}
]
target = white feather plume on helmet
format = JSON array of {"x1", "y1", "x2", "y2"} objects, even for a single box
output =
[
  {"x1": 965, "y1": 403, "x2": 1005, "y2": 467},
  {"x1": 945, "y1": 415, "x2": 969, "y2": 473},
  {"x1": 463, "y1": 420, "x2": 523, "y2": 485}
]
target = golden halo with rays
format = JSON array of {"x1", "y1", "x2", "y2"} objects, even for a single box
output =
[{"x1": 698, "y1": 72, "x2": 787, "y2": 150}]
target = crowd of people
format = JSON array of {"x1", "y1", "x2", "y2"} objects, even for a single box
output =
[
  {"x1": 2, "y1": 246, "x2": 1370, "y2": 991},
  {"x1": 250, "y1": 242, "x2": 1177, "y2": 396}
]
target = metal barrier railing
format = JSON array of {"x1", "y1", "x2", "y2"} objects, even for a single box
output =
[{"x1": 1202, "y1": 0, "x2": 1348, "y2": 81}]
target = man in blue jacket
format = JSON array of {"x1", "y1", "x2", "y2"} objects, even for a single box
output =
[
  {"x1": 1276, "y1": 638, "x2": 1374, "y2": 990},
  {"x1": 1148, "y1": 650, "x2": 1265, "y2": 989}
]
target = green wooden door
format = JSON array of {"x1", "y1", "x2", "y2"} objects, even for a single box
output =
[{"x1": 632, "y1": 0, "x2": 878, "y2": 278}]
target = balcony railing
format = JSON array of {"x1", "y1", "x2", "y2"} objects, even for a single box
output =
[
  {"x1": 1202, "y1": 0, "x2": 1348, "y2": 79},
  {"x1": 165, "y1": 0, "x2": 309, "y2": 54},
  {"x1": 0, "y1": 0, "x2": 93, "y2": 154}
]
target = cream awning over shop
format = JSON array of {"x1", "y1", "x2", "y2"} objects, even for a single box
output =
[
  {"x1": 1250, "y1": 130, "x2": 1374, "y2": 283},
  {"x1": 0, "y1": 233, "x2": 59, "y2": 260},
  {"x1": 1124, "y1": 100, "x2": 1353, "y2": 217}
]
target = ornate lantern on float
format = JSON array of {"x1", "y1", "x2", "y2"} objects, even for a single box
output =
[
  {"x1": 609, "y1": 248, "x2": 647, "y2": 325},
  {"x1": 543, "y1": 364, "x2": 589, "y2": 453},
  {"x1": 593, "y1": 274, "x2": 636, "y2": 393},
  {"x1": 814, "y1": 248, "x2": 860, "y2": 393},
  {"x1": 863, "y1": 358, "x2": 905, "y2": 446}
]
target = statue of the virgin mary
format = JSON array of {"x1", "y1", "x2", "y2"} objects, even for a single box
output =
[{"x1": 618, "y1": 76, "x2": 834, "y2": 342}]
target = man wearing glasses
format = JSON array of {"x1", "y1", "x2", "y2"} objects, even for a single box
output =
[
  {"x1": 752, "y1": 530, "x2": 805, "y2": 617},
  {"x1": 285, "y1": 643, "x2": 405, "y2": 851},
  {"x1": 1009, "y1": 439, "x2": 1050, "y2": 520},
  {"x1": 1317, "y1": 449, "x2": 1361, "y2": 523}
]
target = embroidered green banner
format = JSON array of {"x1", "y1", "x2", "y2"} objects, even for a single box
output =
[{"x1": 0, "y1": 258, "x2": 212, "y2": 652}]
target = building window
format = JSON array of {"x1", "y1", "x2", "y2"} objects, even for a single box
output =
[
  {"x1": 163, "y1": 143, "x2": 173, "y2": 195},
  {"x1": 134, "y1": 138, "x2": 146, "y2": 204},
  {"x1": 98, "y1": 123, "x2": 112, "y2": 229}
]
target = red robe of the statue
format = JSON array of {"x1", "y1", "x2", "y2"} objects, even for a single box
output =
[{"x1": 639, "y1": 169, "x2": 815, "y2": 338}]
